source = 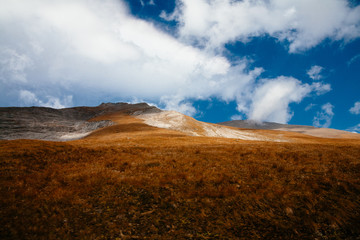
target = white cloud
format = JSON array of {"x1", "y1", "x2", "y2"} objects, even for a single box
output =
[
  {"x1": 311, "y1": 82, "x2": 331, "y2": 95},
  {"x1": 313, "y1": 103, "x2": 334, "y2": 128},
  {"x1": 307, "y1": 65, "x2": 323, "y2": 80},
  {"x1": 305, "y1": 103, "x2": 316, "y2": 111},
  {"x1": 347, "y1": 123, "x2": 360, "y2": 133},
  {"x1": 350, "y1": 101, "x2": 360, "y2": 114},
  {"x1": 0, "y1": 0, "x2": 332, "y2": 122},
  {"x1": 230, "y1": 114, "x2": 243, "y2": 121},
  {"x1": 347, "y1": 54, "x2": 360, "y2": 66},
  {"x1": 248, "y1": 77, "x2": 312, "y2": 123},
  {"x1": 170, "y1": 0, "x2": 360, "y2": 52},
  {"x1": 160, "y1": 95, "x2": 197, "y2": 116},
  {"x1": 0, "y1": 48, "x2": 32, "y2": 83},
  {"x1": 19, "y1": 90, "x2": 38, "y2": 105},
  {"x1": 19, "y1": 90, "x2": 72, "y2": 109},
  {"x1": 0, "y1": 0, "x2": 230, "y2": 105}
]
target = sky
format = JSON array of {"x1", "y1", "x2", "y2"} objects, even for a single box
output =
[{"x1": 0, "y1": 0, "x2": 360, "y2": 132}]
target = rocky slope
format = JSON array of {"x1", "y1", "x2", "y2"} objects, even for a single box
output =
[
  {"x1": 219, "y1": 120, "x2": 360, "y2": 139},
  {"x1": 0, "y1": 102, "x2": 160, "y2": 141},
  {"x1": 136, "y1": 111, "x2": 279, "y2": 141}
]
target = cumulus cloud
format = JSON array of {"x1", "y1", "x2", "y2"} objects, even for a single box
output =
[
  {"x1": 248, "y1": 77, "x2": 312, "y2": 123},
  {"x1": 307, "y1": 65, "x2": 323, "y2": 80},
  {"x1": 349, "y1": 101, "x2": 360, "y2": 114},
  {"x1": 311, "y1": 82, "x2": 332, "y2": 95},
  {"x1": 19, "y1": 90, "x2": 72, "y2": 109},
  {"x1": 347, "y1": 123, "x2": 360, "y2": 133},
  {"x1": 0, "y1": 0, "x2": 333, "y2": 122},
  {"x1": 244, "y1": 77, "x2": 331, "y2": 123},
  {"x1": 168, "y1": 0, "x2": 360, "y2": 52},
  {"x1": 0, "y1": 0, "x2": 229, "y2": 105},
  {"x1": 160, "y1": 95, "x2": 197, "y2": 116},
  {"x1": 313, "y1": 103, "x2": 334, "y2": 128}
]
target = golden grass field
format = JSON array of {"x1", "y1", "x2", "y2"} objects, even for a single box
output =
[{"x1": 1, "y1": 113, "x2": 360, "y2": 239}]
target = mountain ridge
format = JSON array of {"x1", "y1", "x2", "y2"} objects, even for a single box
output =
[
  {"x1": 1, "y1": 102, "x2": 359, "y2": 141},
  {"x1": 0, "y1": 102, "x2": 160, "y2": 141},
  {"x1": 219, "y1": 119, "x2": 359, "y2": 139}
]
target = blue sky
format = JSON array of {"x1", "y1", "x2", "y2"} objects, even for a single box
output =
[{"x1": 1, "y1": 0, "x2": 360, "y2": 132}]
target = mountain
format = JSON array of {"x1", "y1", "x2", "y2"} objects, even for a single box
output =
[
  {"x1": 1, "y1": 102, "x2": 359, "y2": 142},
  {"x1": 219, "y1": 120, "x2": 360, "y2": 139},
  {"x1": 1, "y1": 102, "x2": 360, "y2": 239}
]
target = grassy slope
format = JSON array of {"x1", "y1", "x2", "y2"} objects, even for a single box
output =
[{"x1": 1, "y1": 114, "x2": 360, "y2": 239}]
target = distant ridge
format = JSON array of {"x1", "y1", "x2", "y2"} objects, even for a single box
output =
[
  {"x1": 218, "y1": 120, "x2": 315, "y2": 130},
  {"x1": 218, "y1": 120, "x2": 359, "y2": 139}
]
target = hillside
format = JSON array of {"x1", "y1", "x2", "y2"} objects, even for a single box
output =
[
  {"x1": 1, "y1": 103, "x2": 360, "y2": 239},
  {"x1": 219, "y1": 120, "x2": 360, "y2": 139}
]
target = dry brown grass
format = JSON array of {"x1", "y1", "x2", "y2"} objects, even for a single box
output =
[{"x1": 1, "y1": 114, "x2": 360, "y2": 239}]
